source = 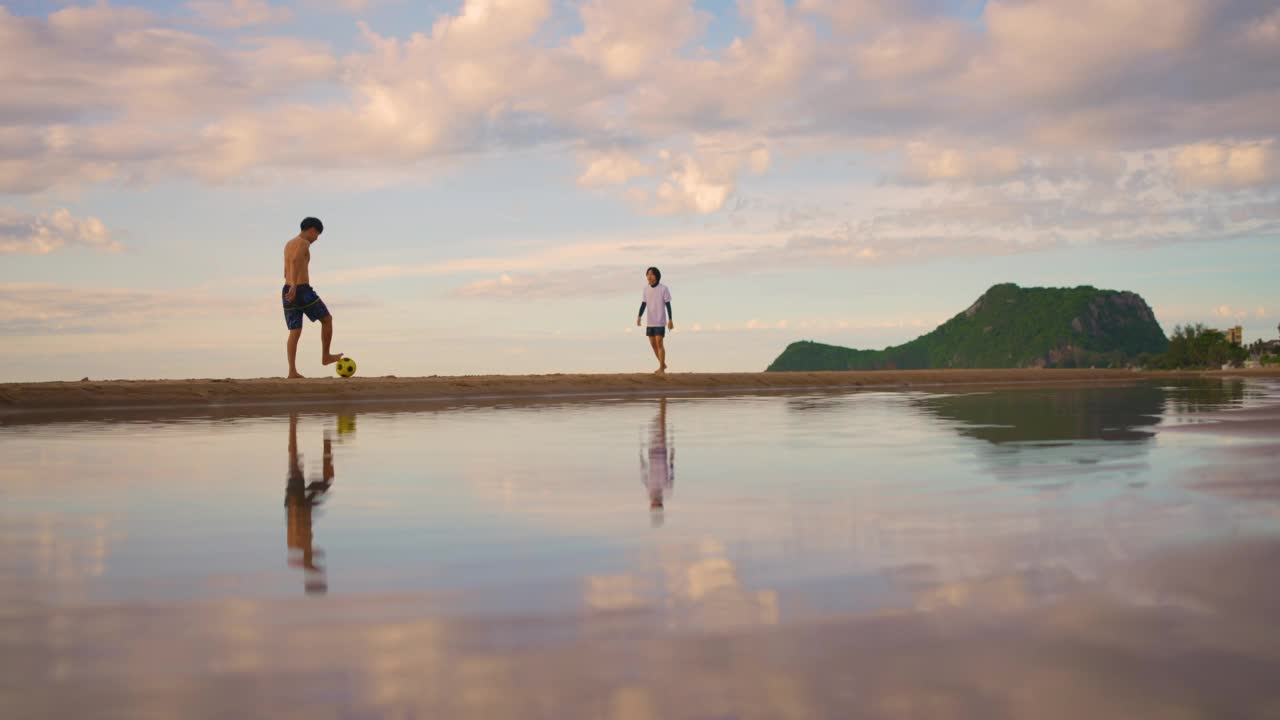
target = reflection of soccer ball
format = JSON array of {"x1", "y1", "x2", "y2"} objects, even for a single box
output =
[
  {"x1": 336, "y1": 414, "x2": 356, "y2": 435},
  {"x1": 335, "y1": 357, "x2": 357, "y2": 378}
]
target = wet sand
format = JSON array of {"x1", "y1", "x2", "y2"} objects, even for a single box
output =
[
  {"x1": 5, "y1": 377, "x2": 1280, "y2": 718},
  {"x1": 3, "y1": 368, "x2": 1280, "y2": 413}
]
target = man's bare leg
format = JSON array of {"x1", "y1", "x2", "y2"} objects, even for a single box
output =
[
  {"x1": 320, "y1": 316, "x2": 343, "y2": 365},
  {"x1": 287, "y1": 329, "x2": 304, "y2": 378},
  {"x1": 289, "y1": 412, "x2": 300, "y2": 462}
]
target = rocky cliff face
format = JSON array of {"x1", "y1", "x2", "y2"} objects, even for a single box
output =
[{"x1": 767, "y1": 284, "x2": 1170, "y2": 371}]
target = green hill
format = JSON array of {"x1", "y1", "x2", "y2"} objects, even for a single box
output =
[{"x1": 766, "y1": 283, "x2": 1169, "y2": 371}]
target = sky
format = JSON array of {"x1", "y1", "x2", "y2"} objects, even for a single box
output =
[{"x1": 1, "y1": 0, "x2": 1278, "y2": 381}]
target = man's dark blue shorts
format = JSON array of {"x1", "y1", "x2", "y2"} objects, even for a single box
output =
[
  {"x1": 283, "y1": 284, "x2": 330, "y2": 330},
  {"x1": 646, "y1": 326, "x2": 666, "y2": 337}
]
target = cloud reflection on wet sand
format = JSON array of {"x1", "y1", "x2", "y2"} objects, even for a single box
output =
[
  {"x1": 2, "y1": 380, "x2": 1280, "y2": 718},
  {"x1": 4, "y1": 536, "x2": 1280, "y2": 719}
]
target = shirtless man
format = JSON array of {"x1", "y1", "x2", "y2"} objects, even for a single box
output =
[
  {"x1": 282, "y1": 217, "x2": 342, "y2": 378},
  {"x1": 285, "y1": 412, "x2": 333, "y2": 594}
]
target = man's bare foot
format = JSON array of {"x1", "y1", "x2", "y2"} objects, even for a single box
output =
[
  {"x1": 654, "y1": 367, "x2": 666, "y2": 376},
  {"x1": 322, "y1": 353, "x2": 344, "y2": 366},
  {"x1": 288, "y1": 372, "x2": 305, "y2": 379}
]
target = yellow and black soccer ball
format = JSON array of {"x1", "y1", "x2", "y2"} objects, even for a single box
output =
[
  {"x1": 335, "y1": 357, "x2": 357, "y2": 378},
  {"x1": 336, "y1": 414, "x2": 356, "y2": 435}
]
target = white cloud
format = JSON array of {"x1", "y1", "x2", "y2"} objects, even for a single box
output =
[
  {"x1": 576, "y1": 149, "x2": 652, "y2": 187},
  {"x1": 453, "y1": 265, "x2": 657, "y2": 300},
  {"x1": 0, "y1": 0, "x2": 1277, "y2": 252},
  {"x1": 570, "y1": 0, "x2": 707, "y2": 80},
  {"x1": 187, "y1": 0, "x2": 292, "y2": 28},
  {"x1": 315, "y1": 137, "x2": 1280, "y2": 298},
  {"x1": 899, "y1": 143, "x2": 1023, "y2": 184},
  {"x1": 0, "y1": 5, "x2": 338, "y2": 191},
  {"x1": 0, "y1": 283, "x2": 180, "y2": 335},
  {"x1": 427, "y1": 0, "x2": 552, "y2": 49},
  {"x1": 1, "y1": 6, "x2": 254, "y2": 123},
  {"x1": 0, "y1": 280, "x2": 321, "y2": 339},
  {"x1": 1173, "y1": 140, "x2": 1279, "y2": 189},
  {"x1": 648, "y1": 142, "x2": 770, "y2": 215},
  {"x1": 1245, "y1": 8, "x2": 1280, "y2": 49},
  {"x1": 1216, "y1": 305, "x2": 1248, "y2": 320},
  {"x1": 0, "y1": 209, "x2": 120, "y2": 255},
  {"x1": 980, "y1": 0, "x2": 1207, "y2": 90},
  {"x1": 455, "y1": 272, "x2": 520, "y2": 297},
  {"x1": 653, "y1": 154, "x2": 735, "y2": 215},
  {"x1": 853, "y1": 19, "x2": 974, "y2": 81}
]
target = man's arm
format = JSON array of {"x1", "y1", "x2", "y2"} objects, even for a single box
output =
[
  {"x1": 284, "y1": 249, "x2": 297, "y2": 302},
  {"x1": 292, "y1": 246, "x2": 310, "y2": 285},
  {"x1": 665, "y1": 301, "x2": 673, "y2": 329},
  {"x1": 637, "y1": 301, "x2": 647, "y2": 326}
]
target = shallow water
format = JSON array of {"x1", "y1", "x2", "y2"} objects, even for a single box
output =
[{"x1": 3, "y1": 380, "x2": 1280, "y2": 719}]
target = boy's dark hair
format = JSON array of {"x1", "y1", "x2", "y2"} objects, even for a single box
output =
[
  {"x1": 646, "y1": 266, "x2": 661, "y2": 284},
  {"x1": 301, "y1": 217, "x2": 324, "y2": 234}
]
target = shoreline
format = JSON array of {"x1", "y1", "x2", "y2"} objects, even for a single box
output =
[{"x1": 3, "y1": 368, "x2": 1279, "y2": 415}]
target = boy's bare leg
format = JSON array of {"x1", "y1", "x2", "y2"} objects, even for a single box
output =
[
  {"x1": 654, "y1": 336, "x2": 667, "y2": 375},
  {"x1": 320, "y1": 316, "x2": 343, "y2": 365},
  {"x1": 287, "y1": 329, "x2": 304, "y2": 378}
]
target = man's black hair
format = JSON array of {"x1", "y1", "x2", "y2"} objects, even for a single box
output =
[
  {"x1": 646, "y1": 266, "x2": 661, "y2": 284},
  {"x1": 301, "y1": 217, "x2": 324, "y2": 234}
]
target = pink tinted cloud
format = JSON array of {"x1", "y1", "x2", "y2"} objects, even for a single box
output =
[
  {"x1": 0, "y1": 209, "x2": 121, "y2": 256},
  {"x1": 0, "y1": 0, "x2": 1276, "y2": 245}
]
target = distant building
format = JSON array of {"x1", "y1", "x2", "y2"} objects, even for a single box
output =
[{"x1": 1225, "y1": 325, "x2": 1243, "y2": 346}]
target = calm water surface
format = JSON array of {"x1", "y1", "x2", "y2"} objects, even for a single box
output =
[{"x1": 3, "y1": 380, "x2": 1280, "y2": 718}]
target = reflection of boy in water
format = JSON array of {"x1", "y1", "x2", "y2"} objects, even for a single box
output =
[
  {"x1": 286, "y1": 413, "x2": 334, "y2": 595},
  {"x1": 641, "y1": 399, "x2": 675, "y2": 525}
]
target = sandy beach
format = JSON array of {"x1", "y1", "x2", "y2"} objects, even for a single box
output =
[{"x1": 3, "y1": 368, "x2": 1279, "y2": 414}]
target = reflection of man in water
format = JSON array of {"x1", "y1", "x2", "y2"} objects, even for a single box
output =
[
  {"x1": 641, "y1": 399, "x2": 675, "y2": 526},
  {"x1": 286, "y1": 413, "x2": 334, "y2": 595}
]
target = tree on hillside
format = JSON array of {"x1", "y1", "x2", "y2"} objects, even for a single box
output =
[{"x1": 1152, "y1": 323, "x2": 1248, "y2": 369}]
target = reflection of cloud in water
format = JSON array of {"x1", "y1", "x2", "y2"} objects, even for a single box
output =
[
  {"x1": 7, "y1": 383, "x2": 1280, "y2": 717},
  {"x1": 0, "y1": 514, "x2": 125, "y2": 612},
  {"x1": 1149, "y1": 384, "x2": 1280, "y2": 528},
  {"x1": 915, "y1": 565, "x2": 1084, "y2": 614},
  {"x1": 7, "y1": 539, "x2": 1280, "y2": 719},
  {"x1": 1174, "y1": 428, "x2": 1280, "y2": 526},
  {"x1": 586, "y1": 538, "x2": 779, "y2": 631},
  {"x1": 1191, "y1": 452, "x2": 1280, "y2": 506}
]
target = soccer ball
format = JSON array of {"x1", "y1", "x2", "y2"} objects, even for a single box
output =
[{"x1": 335, "y1": 357, "x2": 357, "y2": 378}]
